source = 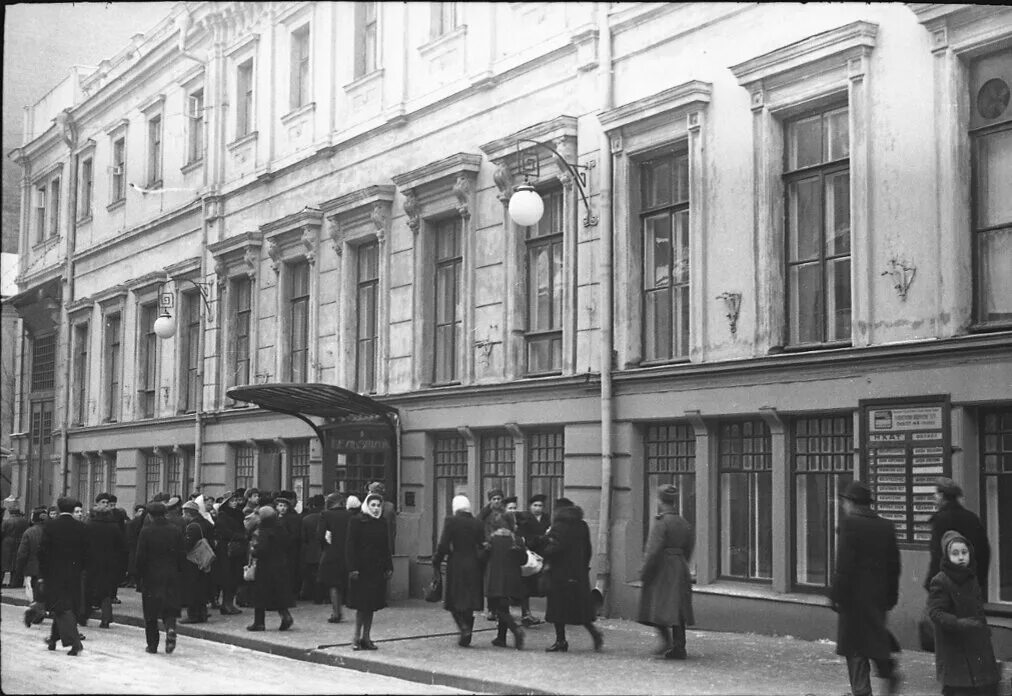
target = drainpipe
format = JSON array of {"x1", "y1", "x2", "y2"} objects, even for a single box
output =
[
  {"x1": 594, "y1": 3, "x2": 615, "y2": 615},
  {"x1": 60, "y1": 111, "x2": 79, "y2": 497}
]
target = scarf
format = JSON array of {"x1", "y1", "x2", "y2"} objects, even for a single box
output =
[{"x1": 362, "y1": 493, "x2": 383, "y2": 519}]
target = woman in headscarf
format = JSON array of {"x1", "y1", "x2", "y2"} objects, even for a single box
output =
[
  {"x1": 213, "y1": 491, "x2": 245, "y2": 615},
  {"x1": 246, "y1": 505, "x2": 294, "y2": 631},
  {"x1": 533, "y1": 498, "x2": 604, "y2": 653},
  {"x1": 432, "y1": 494, "x2": 485, "y2": 647},
  {"x1": 637, "y1": 484, "x2": 694, "y2": 659},
  {"x1": 317, "y1": 492, "x2": 353, "y2": 623},
  {"x1": 484, "y1": 511, "x2": 526, "y2": 650},
  {"x1": 345, "y1": 492, "x2": 392, "y2": 650}
]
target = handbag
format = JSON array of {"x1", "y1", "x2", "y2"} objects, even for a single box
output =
[
  {"x1": 186, "y1": 523, "x2": 216, "y2": 573},
  {"x1": 918, "y1": 609, "x2": 935, "y2": 653},
  {"x1": 243, "y1": 558, "x2": 257, "y2": 582},
  {"x1": 424, "y1": 572, "x2": 443, "y2": 603},
  {"x1": 520, "y1": 549, "x2": 544, "y2": 577}
]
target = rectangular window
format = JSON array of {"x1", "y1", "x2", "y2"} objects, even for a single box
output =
[
  {"x1": 73, "y1": 323, "x2": 89, "y2": 425},
  {"x1": 644, "y1": 423, "x2": 696, "y2": 543},
  {"x1": 91, "y1": 457, "x2": 104, "y2": 499},
  {"x1": 147, "y1": 115, "x2": 162, "y2": 186},
  {"x1": 35, "y1": 184, "x2": 46, "y2": 243},
  {"x1": 235, "y1": 444, "x2": 255, "y2": 491},
  {"x1": 528, "y1": 430, "x2": 565, "y2": 514},
  {"x1": 354, "y1": 2, "x2": 378, "y2": 78},
  {"x1": 288, "y1": 261, "x2": 310, "y2": 383},
  {"x1": 434, "y1": 218, "x2": 462, "y2": 384},
  {"x1": 181, "y1": 294, "x2": 200, "y2": 413},
  {"x1": 48, "y1": 177, "x2": 61, "y2": 238},
  {"x1": 430, "y1": 1, "x2": 458, "y2": 39},
  {"x1": 784, "y1": 105, "x2": 851, "y2": 346},
  {"x1": 971, "y1": 53, "x2": 1012, "y2": 326},
  {"x1": 229, "y1": 275, "x2": 252, "y2": 389},
  {"x1": 108, "y1": 454, "x2": 117, "y2": 492},
  {"x1": 145, "y1": 453, "x2": 162, "y2": 503},
  {"x1": 166, "y1": 451, "x2": 183, "y2": 497},
  {"x1": 187, "y1": 89, "x2": 204, "y2": 164},
  {"x1": 982, "y1": 407, "x2": 1012, "y2": 603},
  {"x1": 30, "y1": 333, "x2": 56, "y2": 392},
  {"x1": 356, "y1": 242, "x2": 379, "y2": 393},
  {"x1": 290, "y1": 440, "x2": 310, "y2": 501},
  {"x1": 433, "y1": 434, "x2": 467, "y2": 540},
  {"x1": 792, "y1": 414, "x2": 853, "y2": 590},
  {"x1": 78, "y1": 456, "x2": 89, "y2": 504},
  {"x1": 526, "y1": 188, "x2": 563, "y2": 374},
  {"x1": 641, "y1": 151, "x2": 690, "y2": 362},
  {"x1": 79, "y1": 157, "x2": 93, "y2": 218},
  {"x1": 719, "y1": 419, "x2": 773, "y2": 581},
  {"x1": 480, "y1": 433, "x2": 515, "y2": 500},
  {"x1": 111, "y1": 137, "x2": 126, "y2": 202},
  {"x1": 236, "y1": 59, "x2": 254, "y2": 137},
  {"x1": 290, "y1": 25, "x2": 310, "y2": 110},
  {"x1": 105, "y1": 314, "x2": 121, "y2": 421},
  {"x1": 138, "y1": 304, "x2": 158, "y2": 418}
]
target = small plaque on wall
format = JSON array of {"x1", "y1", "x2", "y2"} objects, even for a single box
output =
[{"x1": 859, "y1": 395, "x2": 951, "y2": 547}]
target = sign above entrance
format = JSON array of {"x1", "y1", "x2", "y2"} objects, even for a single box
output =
[{"x1": 322, "y1": 422, "x2": 392, "y2": 453}]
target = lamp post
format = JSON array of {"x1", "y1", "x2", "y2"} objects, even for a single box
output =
[{"x1": 506, "y1": 138, "x2": 598, "y2": 228}]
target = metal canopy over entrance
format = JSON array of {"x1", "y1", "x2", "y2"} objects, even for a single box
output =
[{"x1": 226, "y1": 383, "x2": 400, "y2": 498}]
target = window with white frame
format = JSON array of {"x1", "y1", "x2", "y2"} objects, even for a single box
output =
[
  {"x1": 430, "y1": 1, "x2": 458, "y2": 39},
  {"x1": 137, "y1": 303, "x2": 158, "y2": 418},
  {"x1": 228, "y1": 275, "x2": 252, "y2": 390},
  {"x1": 144, "y1": 451, "x2": 162, "y2": 502},
  {"x1": 236, "y1": 59, "x2": 255, "y2": 138},
  {"x1": 48, "y1": 177, "x2": 61, "y2": 239},
  {"x1": 970, "y1": 52, "x2": 1012, "y2": 326},
  {"x1": 34, "y1": 183, "x2": 46, "y2": 243},
  {"x1": 527, "y1": 430, "x2": 565, "y2": 515},
  {"x1": 785, "y1": 105, "x2": 851, "y2": 346},
  {"x1": 77, "y1": 455, "x2": 89, "y2": 504},
  {"x1": 287, "y1": 261, "x2": 311, "y2": 383},
  {"x1": 982, "y1": 407, "x2": 1012, "y2": 604},
  {"x1": 525, "y1": 187, "x2": 564, "y2": 374},
  {"x1": 355, "y1": 2, "x2": 378, "y2": 78},
  {"x1": 111, "y1": 136, "x2": 126, "y2": 202},
  {"x1": 433, "y1": 434, "x2": 468, "y2": 542},
  {"x1": 480, "y1": 432, "x2": 515, "y2": 500},
  {"x1": 79, "y1": 156, "x2": 93, "y2": 219},
  {"x1": 719, "y1": 419, "x2": 772, "y2": 581},
  {"x1": 180, "y1": 292, "x2": 201, "y2": 413},
  {"x1": 290, "y1": 25, "x2": 311, "y2": 110},
  {"x1": 187, "y1": 88, "x2": 205, "y2": 164},
  {"x1": 104, "y1": 313, "x2": 121, "y2": 422},
  {"x1": 235, "y1": 444, "x2": 256, "y2": 491},
  {"x1": 434, "y1": 217, "x2": 462, "y2": 384},
  {"x1": 644, "y1": 423, "x2": 696, "y2": 544},
  {"x1": 356, "y1": 241, "x2": 379, "y2": 393},
  {"x1": 31, "y1": 333, "x2": 56, "y2": 392},
  {"x1": 792, "y1": 414, "x2": 853, "y2": 590},
  {"x1": 147, "y1": 115, "x2": 162, "y2": 186},
  {"x1": 72, "y1": 322, "x2": 89, "y2": 426}
]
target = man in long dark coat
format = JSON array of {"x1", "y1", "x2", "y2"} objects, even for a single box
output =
[
  {"x1": 317, "y1": 492, "x2": 353, "y2": 623},
  {"x1": 179, "y1": 501, "x2": 213, "y2": 623},
  {"x1": 213, "y1": 491, "x2": 246, "y2": 615},
  {"x1": 85, "y1": 506, "x2": 126, "y2": 628},
  {"x1": 300, "y1": 494, "x2": 326, "y2": 603},
  {"x1": 925, "y1": 477, "x2": 991, "y2": 596},
  {"x1": 39, "y1": 497, "x2": 88, "y2": 655},
  {"x1": 830, "y1": 481, "x2": 901, "y2": 696},
  {"x1": 135, "y1": 502, "x2": 185, "y2": 653},
  {"x1": 275, "y1": 493, "x2": 301, "y2": 606}
]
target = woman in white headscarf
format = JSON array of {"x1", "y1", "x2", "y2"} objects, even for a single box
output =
[
  {"x1": 345, "y1": 493, "x2": 392, "y2": 650},
  {"x1": 432, "y1": 494, "x2": 486, "y2": 647}
]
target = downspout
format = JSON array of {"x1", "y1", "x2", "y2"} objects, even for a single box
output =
[
  {"x1": 594, "y1": 3, "x2": 615, "y2": 615},
  {"x1": 60, "y1": 112, "x2": 79, "y2": 497}
]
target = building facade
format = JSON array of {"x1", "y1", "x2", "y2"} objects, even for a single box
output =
[{"x1": 7, "y1": 1, "x2": 1012, "y2": 649}]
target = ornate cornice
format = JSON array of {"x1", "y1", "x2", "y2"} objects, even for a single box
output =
[
  {"x1": 391, "y1": 153, "x2": 482, "y2": 192},
  {"x1": 598, "y1": 82, "x2": 712, "y2": 134},
  {"x1": 479, "y1": 116, "x2": 579, "y2": 163}
]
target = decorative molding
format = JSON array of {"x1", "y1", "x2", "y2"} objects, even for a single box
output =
[
  {"x1": 165, "y1": 256, "x2": 201, "y2": 280},
  {"x1": 138, "y1": 93, "x2": 166, "y2": 115},
  {"x1": 322, "y1": 184, "x2": 395, "y2": 249},
  {"x1": 125, "y1": 270, "x2": 169, "y2": 295},
  {"x1": 266, "y1": 239, "x2": 281, "y2": 274},
  {"x1": 401, "y1": 188, "x2": 420, "y2": 234},
  {"x1": 391, "y1": 152, "x2": 482, "y2": 192},
  {"x1": 492, "y1": 161, "x2": 512, "y2": 203},
  {"x1": 598, "y1": 81, "x2": 712, "y2": 134},
  {"x1": 66, "y1": 296, "x2": 95, "y2": 320},
  {"x1": 301, "y1": 227, "x2": 318, "y2": 266},
  {"x1": 93, "y1": 284, "x2": 129, "y2": 310},
  {"x1": 480, "y1": 115, "x2": 578, "y2": 164},
  {"x1": 453, "y1": 174, "x2": 471, "y2": 219}
]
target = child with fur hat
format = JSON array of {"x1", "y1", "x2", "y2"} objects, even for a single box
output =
[{"x1": 927, "y1": 530, "x2": 1001, "y2": 696}]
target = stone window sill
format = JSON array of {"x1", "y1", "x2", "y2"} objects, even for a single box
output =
[
  {"x1": 281, "y1": 102, "x2": 316, "y2": 125},
  {"x1": 227, "y1": 131, "x2": 259, "y2": 151},
  {"x1": 106, "y1": 198, "x2": 126, "y2": 212}
]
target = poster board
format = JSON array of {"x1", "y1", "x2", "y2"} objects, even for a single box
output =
[{"x1": 859, "y1": 395, "x2": 950, "y2": 547}]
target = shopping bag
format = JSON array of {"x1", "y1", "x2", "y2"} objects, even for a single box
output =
[
  {"x1": 520, "y1": 549, "x2": 544, "y2": 577},
  {"x1": 243, "y1": 558, "x2": 257, "y2": 582},
  {"x1": 424, "y1": 572, "x2": 442, "y2": 603},
  {"x1": 187, "y1": 537, "x2": 216, "y2": 573}
]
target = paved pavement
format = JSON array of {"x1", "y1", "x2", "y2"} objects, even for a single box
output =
[{"x1": 1, "y1": 587, "x2": 947, "y2": 695}]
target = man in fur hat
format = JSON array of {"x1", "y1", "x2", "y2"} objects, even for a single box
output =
[{"x1": 830, "y1": 481, "x2": 902, "y2": 696}]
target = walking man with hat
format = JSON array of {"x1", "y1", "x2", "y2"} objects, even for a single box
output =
[{"x1": 831, "y1": 480, "x2": 902, "y2": 696}]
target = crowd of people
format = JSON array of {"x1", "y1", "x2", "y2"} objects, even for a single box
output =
[{"x1": 2, "y1": 482, "x2": 398, "y2": 656}]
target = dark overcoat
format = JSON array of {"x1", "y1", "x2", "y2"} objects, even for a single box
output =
[
  {"x1": 484, "y1": 531, "x2": 526, "y2": 601},
  {"x1": 39, "y1": 513, "x2": 89, "y2": 614},
  {"x1": 15, "y1": 523, "x2": 44, "y2": 578},
  {"x1": 638, "y1": 511, "x2": 694, "y2": 627},
  {"x1": 278, "y1": 510, "x2": 301, "y2": 587},
  {"x1": 213, "y1": 503, "x2": 247, "y2": 591},
  {"x1": 517, "y1": 511, "x2": 550, "y2": 598},
  {"x1": 345, "y1": 513, "x2": 392, "y2": 611},
  {"x1": 535, "y1": 505, "x2": 596, "y2": 626},
  {"x1": 182, "y1": 514, "x2": 214, "y2": 606},
  {"x1": 301, "y1": 510, "x2": 323, "y2": 565},
  {"x1": 928, "y1": 557, "x2": 1000, "y2": 689},
  {"x1": 1, "y1": 513, "x2": 29, "y2": 573},
  {"x1": 925, "y1": 501, "x2": 991, "y2": 593},
  {"x1": 432, "y1": 512, "x2": 485, "y2": 612},
  {"x1": 135, "y1": 516, "x2": 185, "y2": 617},
  {"x1": 125, "y1": 512, "x2": 146, "y2": 576},
  {"x1": 830, "y1": 506, "x2": 900, "y2": 659},
  {"x1": 85, "y1": 510, "x2": 127, "y2": 602},
  {"x1": 317, "y1": 508, "x2": 353, "y2": 591},
  {"x1": 250, "y1": 516, "x2": 293, "y2": 610}
]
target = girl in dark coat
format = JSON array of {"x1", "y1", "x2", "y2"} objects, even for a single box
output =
[
  {"x1": 432, "y1": 494, "x2": 486, "y2": 646},
  {"x1": 247, "y1": 506, "x2": 294, "y2": 631},
  {"x1": 135, "y1": 502, "x2": 185, "y2": 654},
  {"x1": 484, "y1": 511, "x2": 526, "y2": 650},
  {"x1": 318, "y1": 492, "x2": 357, "y2": 622},
  {"x1": 534, "y1": 500, "x2": 603, "y2": 653},
  {"x1": 85, "y1": 508, "x2": 127, "y2": 628},
  {"x1": 928, "y1": 530, "x2": 1001, "y2": 696},
  {"x1": 346, "y1": 493, "x2": 392, "y2": 650},
  {"x1": 213, "y1": 492, "x2": 246, "y2": 615},
  {"x1": 638, "y1": 484, "x2": 694, "y2": 659}
]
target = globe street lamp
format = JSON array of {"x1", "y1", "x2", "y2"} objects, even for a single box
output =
[{"x1": 505, "y1": 138, "x2": 598, "y2": 228}]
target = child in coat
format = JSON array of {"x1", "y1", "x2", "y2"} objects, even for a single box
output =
[{"x1": 927, "y1": 530, "x2": 1001, "y2": 696}]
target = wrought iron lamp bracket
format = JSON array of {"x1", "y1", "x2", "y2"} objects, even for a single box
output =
[{"x1": 515, "y1": 138, "x2": 598, "y2": 227}]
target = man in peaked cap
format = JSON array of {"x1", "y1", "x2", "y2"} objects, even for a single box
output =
[{"x1": 831, "y1": 481, "x2": 902, "y2": 696}]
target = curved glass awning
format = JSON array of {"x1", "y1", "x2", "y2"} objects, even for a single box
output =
[{"x1": 226, "y1": 382, "x2": 397, "y2": 425}]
